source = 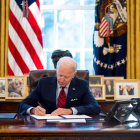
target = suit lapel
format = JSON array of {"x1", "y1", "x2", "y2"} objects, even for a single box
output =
[{"x1": 65, "y1": 78, "x2": 76, "y2": 107}]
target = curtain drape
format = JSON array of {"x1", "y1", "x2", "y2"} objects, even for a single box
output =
[
  {"x1": 0, "y1": 0, "x2": 9, "y2": 77},
  {"x1": 127, "y1": 0, "x2": 140, "y2": 80}
]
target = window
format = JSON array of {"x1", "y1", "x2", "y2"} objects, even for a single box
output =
[{"x1": 40, "y1": 0, "x2": 95, "y2": 75}]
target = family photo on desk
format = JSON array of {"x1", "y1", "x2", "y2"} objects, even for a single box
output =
[
  {"x1": 0, "y1": 77, "x2": 25, "y2": 99},
  {"x1": 89, "y1": 87, "x2": 102, "y2": 97},
  {"x1": 119, "y1": 85, "x2": 134, "y2": 95},
  {"x1": 7, "y1": 78, "x2": 24, "y2": 97},
  {"x1": 0, "y1": 79, "x2": 5, "y2": 96}
]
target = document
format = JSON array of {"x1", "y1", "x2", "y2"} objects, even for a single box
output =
[
  {"x1": 47, "y1": 119, "x2": 60, "y2": 122},
  {"x1": 47, "y1": 119, "x2": 86, "y2": 123},
  {"x1": 30, "y1": 114, "x2": 92, "y2": 120},
  {"x1": 0, "y1": 113, "x2": 17, "y2": 119},
  {"x1": 30, "y1": 114, "x2": 63, "y2": 120},
  {"x1": 59, "y1": 119, "x2": 86, "y2": 123},
  {"x1": 61, "y1": 115, "x2": 92, "y2": 119}
]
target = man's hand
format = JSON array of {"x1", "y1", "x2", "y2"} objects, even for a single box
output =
[
  {"x1": 30, "y1": 106, "x2": 46, "y2": 116},
  {"x1": 51, "y1": 108, "x2": 72, "y2": 116}
]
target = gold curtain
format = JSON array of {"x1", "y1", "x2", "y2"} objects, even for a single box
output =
[
  {"x1": 0, "y1": 0, "x2": 9, "y2": 77},
  {"x1": 127, "y1": 0, "x2": 140, "y2": 80}
]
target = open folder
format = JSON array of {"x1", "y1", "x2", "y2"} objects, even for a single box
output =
[
  {"x1": 61, "y1": 115, "x2": 92, "y2": 119},
  {"x1": 30, "y1": 114, "x2": 92, "y2": 120},
  {"x1": 0, "y1": 113, "x2": 17, "y2": 119},
  {"x1": 30, "y1": 114, "x2": 62, "y2": 120}
]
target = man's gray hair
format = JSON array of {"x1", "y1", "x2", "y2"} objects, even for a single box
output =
[{"x1": 56, "y1": 56, "x2": 77, "y2": 73}]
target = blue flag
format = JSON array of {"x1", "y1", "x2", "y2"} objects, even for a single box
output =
[
  {"x1": 93, "y1": 0, "x2": 127, "y2": 78},
  {"x1": 15, "y1": 0, "x2": 36, "y2": 10}
]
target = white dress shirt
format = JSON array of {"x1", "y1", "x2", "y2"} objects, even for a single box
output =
[{"x1": 108, "y1": 85, "x2": 111, "y2": 92}]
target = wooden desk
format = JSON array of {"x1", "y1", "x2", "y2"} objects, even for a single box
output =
[{"x1": 0, "y1": 114, "x2": 140, "y2": 140}]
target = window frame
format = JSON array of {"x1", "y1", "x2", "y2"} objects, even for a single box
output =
[{"x1": 40, "y1": 4, "x2": 95, "y2": 74}]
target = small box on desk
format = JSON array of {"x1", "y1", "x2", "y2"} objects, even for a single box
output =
[{"x1": 0, "y1": 113, "x2": 24, "y2": 125}]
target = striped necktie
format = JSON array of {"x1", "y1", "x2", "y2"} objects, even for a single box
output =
[{"x1": 57, "y1": 87, "x2": 66, "y2": 108}]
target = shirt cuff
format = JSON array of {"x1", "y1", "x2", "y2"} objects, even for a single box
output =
[
  {"x1": 71, "y1": 107, "x2": 78, "y2": 115},
  {"x1": 26, "y1": 107, "x2": 34, "y2": 115}
]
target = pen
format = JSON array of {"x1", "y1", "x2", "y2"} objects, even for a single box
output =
[{"x1": 38, "y1": 102, "x2": 41, "y2": 107}]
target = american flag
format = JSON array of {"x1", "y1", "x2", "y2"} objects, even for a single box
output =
[
  {"x1": 99, "y1": 14, "x2": 113, "y2": 37},
  {"x1": 8, "y1": 0, "x2": 43, "y2": 76}
]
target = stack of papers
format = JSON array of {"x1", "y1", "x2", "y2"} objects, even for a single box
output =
[
  {"x1": 61, "y1": 115, "x2": 92, "y2": 119},
  {"x1": 30, "y1": 114, "x2": 62, "y2": 120},
  {"x1": 47, "y1": 119, "x2": 86, "y2": 123},
  {"x1": 30, "y1": 114, "x2": 92, "y2": 123}
]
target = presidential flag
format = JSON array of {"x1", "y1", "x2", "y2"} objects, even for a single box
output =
[
  {"x1": 8, "y1": 0, "x2": 43, "y2": 76},
  {"x1": 93, "y1": 0, "x2": 127, "y2": 78}
]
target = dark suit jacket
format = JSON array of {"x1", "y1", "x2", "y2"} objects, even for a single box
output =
[
  {"x1": 17, "y1": 76, "x2": 100, "y2": 115},
  {"x1": 127, "y1": 88, "x2": 134, "y2": 95},
  {"x1": 105, "y1": 85, "x2": 113, "y2": 95}
]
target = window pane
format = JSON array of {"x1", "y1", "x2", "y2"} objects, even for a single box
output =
[
  {"x1": 41, "y1": 0, "x2": 80, "y2": 5},
  {"x1": 84, "y1": 10, "x2": 95, "y2": 48},
  {"x1": 84, "y1": 0, "x2": 95, "y2": 5},
  {"x1": 72, "y1": 52, "x2": 80, "y2": 70},
  {"x1": 42, "y1": 0, "x2": 53, "y2": 5},
  {"x1": 57, "y1": 10, "x2": 82, "y2": 48},
  {"x1": 85, "y1": 51, "x2": 93, "y2": 75},
  {"x1": 46, "y1": 52, "x2": 55, "y2": 69},
  {"x1": 40, "y1": 1, "x2": 95, "y2": 76},
  {"x1": 54, "y1": 0, "x2": 80, "y2": 5},
  {"x1": 42, "y1": 10, "x2": 54, "y2": 48}
]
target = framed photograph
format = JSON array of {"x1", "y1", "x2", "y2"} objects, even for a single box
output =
[
  {"x1": 89, "y1": 75, "x2": 104, "y2": 85},
  {"x1": 0, "y1": 78, "x2": 6, "y2": 97},
  {"x1": 5, "y1": 76, "x2": 26, "y2": 99},
  {"x1": 114, "y1": 79, "x2": 139, "y2": 100},
  {"x1": 104, "y1": 77, "x2": 124, "y2": 97},
  {"x1": 89, "y1": 85, "x2": 106, "y2": 100}
]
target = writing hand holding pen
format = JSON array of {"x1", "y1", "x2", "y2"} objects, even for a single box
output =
[{"x1": 30, "y1": 102, "x2": 46, "y2": 116}]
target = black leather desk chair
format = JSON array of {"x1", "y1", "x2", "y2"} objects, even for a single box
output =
[{"x1": 28, "y1": 70, "x2": 89, "y2": 93}]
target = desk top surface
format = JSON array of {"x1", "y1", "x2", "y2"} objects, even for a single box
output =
[{"x1": 0, "y1": 114, "x2": 140, "y2": 133}]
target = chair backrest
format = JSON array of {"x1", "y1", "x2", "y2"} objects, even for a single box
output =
[{"x1": 28, "y1": 70, "x2": 89, "y2": 93}]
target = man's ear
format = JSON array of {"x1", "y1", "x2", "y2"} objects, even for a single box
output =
[{"x1": 72, "y1": 72, "x2": 77, "y2": 78}]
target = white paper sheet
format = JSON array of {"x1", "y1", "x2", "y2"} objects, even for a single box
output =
[
  {"x1": 47, "y1": 119, "x2": 61, "y2": 122},
  {"x1": 61, "y1": 115, "x2": 92, "y2": 119},
  {"x1": 47, "y1": 119, "x2": 86, "y2": 123},
  {"x1": 30, "y1": 114, "x2": 62, "y2": 120},
  {"x1": 60, "y1": 119, "x2": 86, "y2": 123}
]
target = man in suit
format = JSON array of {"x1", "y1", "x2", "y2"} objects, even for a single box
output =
[
  {"x1": 127, "y1": 85, "x2": 134, "y2": 95},
  {"x1": 17, "y1": 57, "x2": 100, "y2": 116},
  {"x1": 105, "y1": 80, "x2": 113, "y2": 95}
]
